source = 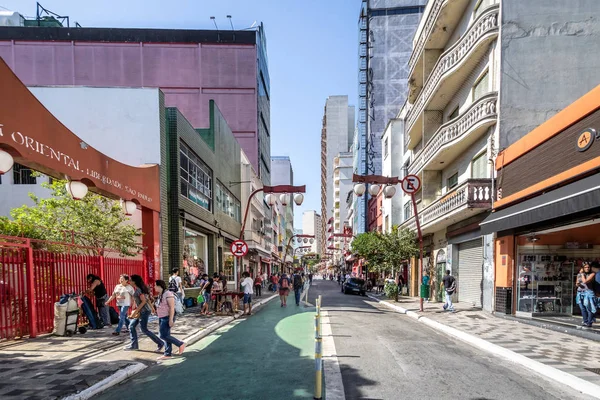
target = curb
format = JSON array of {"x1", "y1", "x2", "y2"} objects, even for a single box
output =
[
  {"x1": 321, "y1": 310, "x2": 345, "y2": 400},
  {"x1": 60, "y1": 294, "x2": 278, "y2": 400},
  {"x1": 368, "y1": 295, "x2": 600, "y2": 399}
]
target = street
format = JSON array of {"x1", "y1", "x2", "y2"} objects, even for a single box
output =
[{"x1": 309, "y1": 280, "x2": 588, "y2": 400}]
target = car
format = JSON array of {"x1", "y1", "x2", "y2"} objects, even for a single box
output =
[{"x1": 342, "y1": 278, "x2": 366, "y2": 296}]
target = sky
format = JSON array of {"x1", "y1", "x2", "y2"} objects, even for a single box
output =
[{"x1": 0, "y1": 0, "x2": 359, "y2": 229}]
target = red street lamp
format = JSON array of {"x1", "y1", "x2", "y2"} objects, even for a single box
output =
[
  {"x1": 283, "y1": 233, "x2": 315, "y2": 267},
  {"x1": 352, "y1": 173, "x2": 425, "y2": 311}
]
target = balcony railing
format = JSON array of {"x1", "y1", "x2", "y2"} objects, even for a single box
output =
[
  {"x1": 409, "y1": 92, "x2": 497, "y2": 175},
  {"x1": 402, "y1": 179, "x2": 493, "y2": 231},
  {"x1": 405, "y1": 5, "x2": 499, "y2": 142},
  {"x1": 408, "y1": 0, "x2": 447, "y2": 77}
]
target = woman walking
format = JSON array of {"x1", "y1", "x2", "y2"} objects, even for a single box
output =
[
  {"x1": 154, "y1": 280, "x2": 186, "y2": 360},
  {"x1": 106, "y1": 274, "x2": 134, "y2": 336},
  {"x1": 576, "y1": 262, "x2": 597, "y2": 328},
  {"x1": 278, "y1": 273, "x2": 291, "y2": 307},
  {"x1": 125, "y1": 275, "x2": 163, "y2": 352}
]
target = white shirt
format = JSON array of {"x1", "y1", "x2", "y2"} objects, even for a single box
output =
[
  {"x1": 170, "y1": 276, "x2": 184, "y2": 296},
  {"x1": 241, "y1": 277, "x2": 254, "y2": 294},
  {"x1": 113, "y1": 284, "x2": 134, "y2": 307}
]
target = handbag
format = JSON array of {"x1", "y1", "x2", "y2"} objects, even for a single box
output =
[{"x1": 197, "y1": 294, "x2": 204, "y2": 304}]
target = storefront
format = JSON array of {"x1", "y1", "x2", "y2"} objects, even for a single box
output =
[
  {"x1": 482, "y1": 84, "x2": 600, "y2": 318},
  {"x1": 183, "y1": 228, "x2": 209, "y2": 287}
]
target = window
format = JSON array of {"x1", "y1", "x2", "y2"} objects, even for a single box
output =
[
  {"x1": 472, "y1": 152, "x2": 488, "y2": 179},
  {"x1": 404, "y1": 201, "x2": 413, "y2": 220},
  {"x1": 13, "y1": 163, "x2": 36, "y2": 185},
  {"x1": 180, "y1": 142, "x2": 212, "y2": 211},
  {"x1": 384, "y1": 137, "x2": 389, "y2": 158},
  {"x1": 216, "y1": 182, "x2": 241, "y2": 222},
  {"x1": 447, "y1": 172, "x2": 459, "y2": 190},
  {"x1": 472, "y1": 70, "x2": 489, "y2": 101},
  {"x1": 448, "y1": 106, "x2": 459, "y2": 121}
]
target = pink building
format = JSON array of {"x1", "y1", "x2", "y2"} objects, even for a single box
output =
[{"x1": 0, "y1": 25, "x2": 272, "y2": 183}]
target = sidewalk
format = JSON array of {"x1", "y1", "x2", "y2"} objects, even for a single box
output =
[
  {"x1": 0, "y1": 293, "x2": 277, "y2": 400},
  {"x1": 368, "y1": 293, "x2": 600, "y2": 398}
]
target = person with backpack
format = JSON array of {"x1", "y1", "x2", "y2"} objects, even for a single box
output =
[
  {"x1": 125, "y1": 274, "x2": 163, "y2": 352},
  {"x1": 441, "y1": 270, "x2": 456, "y2": 312},
  {"x1": 292, "y1": 270, "x2": 304, "y2": 306},
  {"x1": 169, "y1": 268, "x2": 184, "y2": 300},
  {"x1": 279, "y1": 273, "x2": 291, "y2": 307},
  {"x1": 154, "y1": 280, "x2": 185, "y2": 360}
]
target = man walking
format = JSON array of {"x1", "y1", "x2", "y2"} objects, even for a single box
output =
[
  {"x1": 442, "y1": 270, "x2": 456, "y2": 312},
  {"x1": 292, "y1": 270, "x2": 303, "y2": 306}
]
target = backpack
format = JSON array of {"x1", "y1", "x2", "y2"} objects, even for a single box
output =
[
  {"x1": 293, "y1": 275, "x2": 303, "y2": 290},
  {"x1": 594, "y1": 272, "x2": 600, "y2": 292},
  {"x1": 168, "y1": 277, "x2": 179, "y2": 293},
  {"x1": 280, "y1": 277, "x2": 290, "y2": 289}
]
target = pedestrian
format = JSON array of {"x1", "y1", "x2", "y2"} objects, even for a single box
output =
[
  {"x1": 254, "y1": 274, "x2": 262, "y2": 297},
  {"x1": 271, "y1": 273, "x2": 279, "y2": 292},
  {"x1": 576, "y1": 262, "x2": 596, "y2": 328},
  {"x1": 154, "y1": 280, "x2": 185, "y2": 360},
  {"x1": 441, "y1": 270, "x2": 456, "y2": 312},
  {"x1": 241, "y1": 271, "x2": 254, "y2": 316},
  {"x1": 200, "y1": 274, "x2": 213, "y2": 315},
  {"x1": 211, "y1": 273, "x2": 224, "y2": 312},
  {"x1": 262, "y1": 271, "x2": 268, "y2": 288},
  {"x1": 279, "y1": 273, "x2": 291, "y2": 307},
  {"x1": 86, "y1": 274, "x2": 111, "y2": 328},
  {"x1": 106, "y1": 274, "x2": 134, "y2": 336},
  {"x1": 376, "y1": 276, "x2": 384, "y2": 293},
  {"x1": 308, "y1": 272, "x2": 313, "y2": 285},
  {"x1": 397, "y1": 274, "x2": 406, "y2": 298},
  {"x1": 168, "y1": 268, "x2": 185, "y2": 303},
  {"x1": 218, "y1": 271, "x2": 228, "y2": 292},
  {"x1": 125, "y1": 274, "x2": 163, "y2": 352},
  {"x1": 292, "y1": 270, "x2": 303, "y2": 306}
]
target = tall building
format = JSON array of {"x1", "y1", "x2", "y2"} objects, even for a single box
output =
[
  {"x1": 398, "y1": 0, "x2": 600, "y2": 311},
  {"x1": 320, "y1": 96, "x2": 354, "y2": 253},
  {"x1": 0, "y1": 16, "x2": 272, "y2": 184},
  {"x1": 354, "y1": 0, "x2": 426, "y2": 234},
  {"x1": 332, "y1": 152, "x2": 354, "y2": 234},
  {"x1": 271, "y1": 156, "x2": 295, "y2": 262},
  {"x1": 302, "y1": 210, "x2": 323, "y2": 256}
]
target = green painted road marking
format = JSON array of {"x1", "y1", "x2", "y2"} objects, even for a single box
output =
[{"x1": 97, "y1": 297, "x2": 317, "y2": 400}]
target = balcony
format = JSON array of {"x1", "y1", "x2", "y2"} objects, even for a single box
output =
[
  {"x1": 408, "y1": 0, "x2": 471, "y2": 102},
  {"x1": 408, "y1": 92, "x2": 497, "y2": 175},
  {"x1": 401, "y1": 179, "x2": 493, "y2": 234},
  {"x1": 406, "y1": 5, "x2": 499, "y2": 149}
]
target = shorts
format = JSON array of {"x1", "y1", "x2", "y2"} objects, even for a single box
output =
[
  {"x1": 279, "y1": 288, "x2": 289, "y2": 296},
  {"x1": 203, "y1": 292, "x2": 212, "y2": 308},
  {"x1": 243, "y1": 293, "x2": 252, "y2": 304}
]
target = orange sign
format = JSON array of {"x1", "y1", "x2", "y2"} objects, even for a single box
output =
[
  {"x1": 0, "y1": 59, "x2": 160, "y2": 211},
  {"x1": 576, "y1": 128, "x2": 597, "y2": 152}
]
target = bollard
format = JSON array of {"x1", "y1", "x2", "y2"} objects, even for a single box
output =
[{"x1": 314, "y1": 315, "x2": 323, "y2": 400}]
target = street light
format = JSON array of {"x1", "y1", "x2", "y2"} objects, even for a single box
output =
[
  {"x1": 353, "y1": 183, "x2": 366, "y2": 197},
  {"x1": 383, "y1": 185, "x2": 396, "y2": 198},
  {"x1": 0, "y1": 149, "x2": 14, "y2": 174},
  {"x1": 65, "y1": 180, "x2": 89, "y2": 200},
  {"x1": 293, "y1": 193, "x2": 304, "y2": 206},
  {"x1": 368, "y1": 184, "x2": 380, "y2": 196}
]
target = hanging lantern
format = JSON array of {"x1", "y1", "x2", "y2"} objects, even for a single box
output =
[
  {"x1": 310, "y1": 238, "x2": 315, "y2": 244},
  {"x1": 65, "y1": 180, "x2": 89, "y2": 200},
  {"x1": 368, "y1": 184, "x2": 380, "y2": 196},
  {"x1": 0, "y1": 149, "x2": 14, "y2": 175},
  {"x1": 265, "y1": 193, "x2": 277, "y2": 206},
  {"x1": 279, "y1": 193, "x2": 290, "y2": 206},
  {"x1": 303, "y1": 238, "x2": 308, "y2": 244},
  {"x1": 383, "y1": 185, "x2": 397, "y2": 198},
  {"x1": 123, "y1": 200, "x2": 137, "y2": 216},
  {"x1": 353, "y1": 183, "x2": 366, "y2": 197},
  {"x1": 293, "y1": 193, "x2": 304, "y2": 206}
]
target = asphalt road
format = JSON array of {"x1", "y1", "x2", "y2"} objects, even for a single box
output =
[{"x1": 310, "y1": 279, "x2": 588, "y2": 400}]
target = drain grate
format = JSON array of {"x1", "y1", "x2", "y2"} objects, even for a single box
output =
[{"x1": 585, "y1": 368, "x2": 600, "y2": 375}]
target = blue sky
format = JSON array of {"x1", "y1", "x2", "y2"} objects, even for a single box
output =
[{"x1": 0, "y1": 0, "x2": 359, "y2": 228}]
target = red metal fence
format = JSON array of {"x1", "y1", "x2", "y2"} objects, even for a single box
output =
[{"x1": 0, "y1": 236, "x2": 148, "y2": 340}]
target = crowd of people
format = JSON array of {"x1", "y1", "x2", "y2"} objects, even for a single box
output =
[{"x1": 85, "y1": 268, "x2": 313, "y2": 360}]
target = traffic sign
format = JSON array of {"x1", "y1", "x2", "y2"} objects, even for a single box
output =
[
  {"x1": 230, "y1": 240, "x2": 249, "y2": 257},
  {"x1": 402, "y1": 175, "x2": 421, "y2": 194}
]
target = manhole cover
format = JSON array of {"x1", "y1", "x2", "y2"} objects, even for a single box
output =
[
  {"x1": 585, "y1": 368, "x2": 600, "y2": 375},
  {"x1": 466, "y1": 314, "x2": 485, "y2": 319}
]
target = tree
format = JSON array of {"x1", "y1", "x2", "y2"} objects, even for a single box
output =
[
  {"x1": 350, "y1": 231, "x2": 386, "y2": 273},
  {"x1": 351, "y1": 227, "x2": 418, "y2": 275},
  {"x1": 0, "y1": 177, "x2": 143, "y2": 256}
]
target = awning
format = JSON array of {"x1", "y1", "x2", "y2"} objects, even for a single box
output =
[{"x1": 480, "y1": 173, "x2": 600, "y2": 235}]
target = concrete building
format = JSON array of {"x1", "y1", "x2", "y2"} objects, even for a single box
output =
[
  {"x1": 354, "y1": 0, "x2": 427, "y2": 234},
  {"x1": 320, "y1": 96, "x2": 354, "y2": 254},
  {"x1": 0, "y1": 19, "x2": 272, "y2": 184},
  {"x1": 332, "y1": 152, "x2": 353, "y2": 234},
  {"x1": 271, "y1": 156, "x2": 295, "y2": 265},
  {"x1": 381, "y1": 117, "x2": 406, "y2": 233},
  {"x1": 302, "y1": 210, "x2": 323, "y2": 256},
  {"x1": 398, "y1": 0, "x2": 600, "y2": 312}
]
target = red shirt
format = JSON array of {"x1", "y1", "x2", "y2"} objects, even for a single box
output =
[
  {"x1": 271, "y1": 276, "x2": 278, "y2": 284},
  {"x1": 255, "y1": 276, "x2": 262, "y2": 285}
]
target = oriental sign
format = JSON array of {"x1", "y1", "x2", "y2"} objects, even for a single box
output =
[{"x1": 0, "y1": 58, "x2": 160, "y2": 211}]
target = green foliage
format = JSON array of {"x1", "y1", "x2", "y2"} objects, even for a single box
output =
[
  {"x1": 351, "y1": 226, "x2": 418, "y2": 274},
  {"x1": 384, "y1": 281, "x2": 399, "y2": 299},
  {"x1": 0, "y1": 177, "x2": 143, "y2": 256}
]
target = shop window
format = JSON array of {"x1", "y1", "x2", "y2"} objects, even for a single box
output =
[
  {"x1": 183, "y1": 230, "x2": 208, "y2": 287},
  {"x1": 216, "y1": 182, "x2": 241, "y2": 222},
  {"x1": 13, "y1": 163, "x2": 36, "y2": 185},
  {"x1": 471, "y1": 152, "x2": 487, "y2": 179},
  {"x1": 447, "y1": 172, "x2": 458, "y2": 190},
  {"x1": 472, "y1": 70, "x2": 489, "y2": 102},
  {"x1": 180, "y1": 142, "x2": 212, "y2": 211}
]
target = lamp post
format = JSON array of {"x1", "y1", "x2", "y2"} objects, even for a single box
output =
[
  {"x1": 283, "y1": 234, "x2": 315, "y2": 270},
  {"x1": 352, "y1": 173, "x2": 425, "y2": 312}
]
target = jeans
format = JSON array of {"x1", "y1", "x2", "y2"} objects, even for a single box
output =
[
  {"x1": 577, "y1": 290, "x2": 597, "y2": 325},
  {"x1": 294, "y1": 289, "x2": 302, "y2": 305},
  {"x1": 444, "y1": 291, "x2": 455, "y2": 311},
  {"x1": 129, "y1": 309, "x2": 162, "y2": 349},
  {"x1": 254, "y1": 285, "x2": 262, "y2": 297},
  {"x1": 158, "y1": 316, "x2": 183, "y2": 356},
  {"x1": 96, "y1": 294, "x2": 111, "y2": 326},
  {"x1": 272, "y1": 284, "x2": 278, "y2": 292},
  {"x1": 115, "y1": 305, "x2": 130, "y2": 333}
]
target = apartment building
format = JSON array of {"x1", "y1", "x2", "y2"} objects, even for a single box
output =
[
  {"x1": 302, "y1": 210, "x2": 323, "y2": 256},
  {"x1": 398, "y1": 0, "x2": 600, "y2": 312}
]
